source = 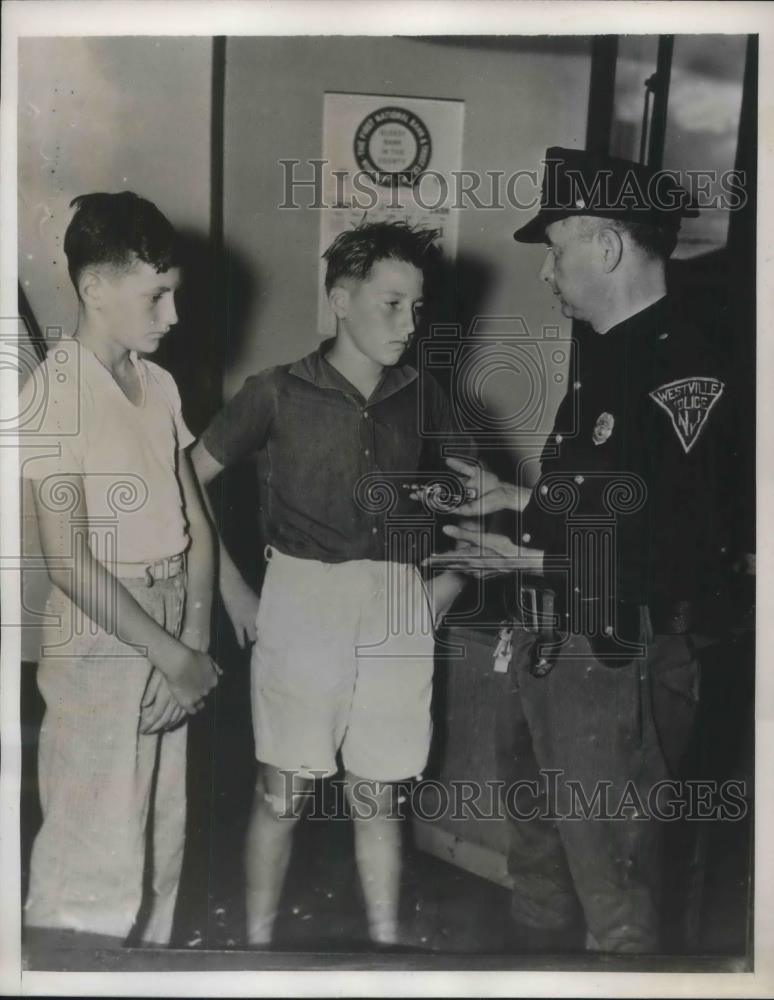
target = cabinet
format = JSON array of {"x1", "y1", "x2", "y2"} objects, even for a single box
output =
[{"x1": 413, "y1": 625, "x2": 512, "y2": 887}]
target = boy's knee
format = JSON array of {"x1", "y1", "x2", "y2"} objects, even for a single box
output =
[
  {"x1": 257, "y1": 787, "x2": 304, "y2": 822},
  {"x1": 255, "y1": 766, "x2": 314, "y2": 822}
]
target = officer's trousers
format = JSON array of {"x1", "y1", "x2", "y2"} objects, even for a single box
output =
[{"x1": 495, "y1": 620, "x2": 700, "y2": 953}]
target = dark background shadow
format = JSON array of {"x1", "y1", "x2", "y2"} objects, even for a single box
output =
[{"x1": 162, "y1": 232, "x2": 265, "y2": 946}]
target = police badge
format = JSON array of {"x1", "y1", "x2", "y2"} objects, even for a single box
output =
[
  {"x1": 649, "y1": 377, "x2": 725, "y2": 454},
  {"x1": 592, "y1": 411, "x2": 615, "y2": 445}
]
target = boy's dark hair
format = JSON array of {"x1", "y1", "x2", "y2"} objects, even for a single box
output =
[
  {"x1": 64, "y1": 191, "x2": 180, "y2": 290},
  {"x1": 322, "y1": 220, "x2": 441, "y2": 293}
]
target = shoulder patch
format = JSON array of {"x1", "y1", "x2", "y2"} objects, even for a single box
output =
[{"x1": 649, "y1": 377, "x2": 724, "y2": 454}]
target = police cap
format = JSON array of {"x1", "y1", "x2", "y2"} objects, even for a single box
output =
[{"x1": 514, "y1": 146, "x2": 699, "y2": 244}]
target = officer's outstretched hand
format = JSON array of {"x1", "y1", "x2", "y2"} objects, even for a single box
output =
[
  {"x1": 439, "y1": 523, "x2": 545, "y2": 577},
  {"x1": 445, "y1": 457, "x2": 531, "y2": 516}
]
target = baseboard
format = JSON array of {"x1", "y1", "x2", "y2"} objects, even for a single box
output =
[{"x1": 412, "y1": 818, "x2": 512, "y2": 889}]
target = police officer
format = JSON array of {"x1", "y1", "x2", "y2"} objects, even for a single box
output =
[{"x1": 444, "y1": 147, "x2": 733, "y2": 953}]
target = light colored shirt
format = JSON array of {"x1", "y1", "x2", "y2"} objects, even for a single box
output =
[{"x1": 19, "y1": 337, "x2": 194, "y2": 564}]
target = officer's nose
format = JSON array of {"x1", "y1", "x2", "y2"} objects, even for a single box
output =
[{"x1": 538, "y1": 251, "x2": 554, "y2": 285}]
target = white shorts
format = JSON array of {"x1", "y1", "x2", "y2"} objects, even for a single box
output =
[{"x1": 250, "y1": 547, "x2": 436, "y2": 782}]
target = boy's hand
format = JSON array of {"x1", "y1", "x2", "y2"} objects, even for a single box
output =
[
  {"x1": 161, "y1": 646, "x2": 221, "y2": 713},
  {"x1": 222, "y1": 576, "x2": 260, "y2": 648},
  {"x1": 444, "y1": 456, "x2": 532, "y2": 517},
  {"x1": 180, "y1": 624, "x2": 210, "y2": 653},
  {"x1": 140, "y1": 669, "x2": 187, "y2": 734},
  {"x1": 426, "y1": 570, "x2": 465, "y2": 628}
]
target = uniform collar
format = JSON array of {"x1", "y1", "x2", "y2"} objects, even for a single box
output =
[
  {"x1": 289, "y1": 342, "x2": 418, "y2": 404},
  {"x1": 599, "y1": 295, "x2": 670, "y2": 344}
]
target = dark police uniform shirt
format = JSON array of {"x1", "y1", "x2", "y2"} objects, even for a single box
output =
[
  {"x1": 522, "y1": 296, "x2": 730, "y2": 629},
  {"x1": 201, "y1": 345, "x2": 465, "y2": 564}
]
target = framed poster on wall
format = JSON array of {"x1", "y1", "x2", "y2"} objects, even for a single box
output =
[{"x1": 318, "y1": 92, "x2": 465, "y2": 334}]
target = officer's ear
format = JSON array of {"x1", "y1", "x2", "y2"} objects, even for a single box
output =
[{"x1": 597, "y1": 226, "x2": 624, "y2": 273}]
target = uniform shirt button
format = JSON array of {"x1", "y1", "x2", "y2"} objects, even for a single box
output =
[
  {"x1": 362, "y1": 409, "x2": 369, "y2": 418},
  {"x1": 574, "y1": 475, "x2": 585, "y2": 485},
  {"x1": 364, "y1": 448, "x2": 370, "y2": 457},
  {"x1": 573, "y1": 586, "x2": 581, "y2": 594},
  {"x1": 659, "y1": 332, "x2": 669, "y2": 340},
  {"x1": 604, "y1": 624, "x2": 614, "y2": 636},
  {"x1": 371, "y1": 526, "x2": 378, "y2": 535},
  {"x1": 573, "y1": 381, "x2": 582, "y2": 390},
  {"x1": 539, "y1": 485, "x2": 549, "y2": 496},
  {"x1": 521, "y1": 532, "x2": 531, "y2": 544},
  {"x1": 555, "y1": 434, "x2": 563, "y2": 444}
]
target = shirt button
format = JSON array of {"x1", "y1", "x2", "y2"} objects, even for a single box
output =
[
  {"x1": 659, "y1": 332, "x2": 669, "y2": 340},
  {"x1": 555, "y1": 434, "x2": 563, "y2": 444},
  {"x1": 574, "y1": 475, "x2": 585, "y2": 485},
  {"x1": 573, "y1": 381, "x2": 582, "y2": 390},
  {"x1": 521, "y1": 532, "x2": 531, "y2": 544},
  {"x1": 371, "y1": 526, "x2": 378, "y2": 535},
  {"x1": 539, "y1": 485, "x2": 548, "y2": 496},
  {"x1": 364, "y1": 448, "x2": 370, "y2": 457},
  {"x1": 362, "y1": 410, "x2": 369, "y2": 418},
  {"x1": 604, "y1": 624, "x2": 614, "y2": 635}
]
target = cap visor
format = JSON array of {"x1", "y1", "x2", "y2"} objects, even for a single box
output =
[{"x1": 514, "y1": 212, "x2": 550, "y2": 243}]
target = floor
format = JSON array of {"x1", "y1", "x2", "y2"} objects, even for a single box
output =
[
  {"x1": 19, "y1": 619, "x2": 754, "y2": 972},
  {"x1": 21, "y1": 803, "x2": 753, "y2": 972}
]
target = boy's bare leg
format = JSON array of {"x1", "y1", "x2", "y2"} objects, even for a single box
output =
[
  {"x1": 245, "y1": 763, "x2": 311, "y2": 945},
  {"x1": 344, "y1": 772, "x2": 401, "y2": 945}
]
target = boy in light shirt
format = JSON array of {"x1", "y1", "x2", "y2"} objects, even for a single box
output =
[{"x1": 20, "y1": 192, "x2": 219, "y2": 945}]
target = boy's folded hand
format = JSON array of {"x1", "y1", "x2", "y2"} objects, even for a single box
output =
[
  {"x1": 161, "y1": 646, "x2": 221, "y2": 714},
  {"x1": 140, "y1": 669, "x2": 187, "y2": 734}
]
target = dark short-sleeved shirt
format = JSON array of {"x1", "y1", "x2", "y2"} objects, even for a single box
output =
[
  {"x1": 522, "y1": 296, "x2": 733, "y2": 621},
  {"x1": 201, "y1": 346, "x2": 467, "y2": 564}
]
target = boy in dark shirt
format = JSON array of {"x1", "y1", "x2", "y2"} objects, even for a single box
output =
[{"x1": 193, "y1": 222, "x2": 465, "y2": 946}]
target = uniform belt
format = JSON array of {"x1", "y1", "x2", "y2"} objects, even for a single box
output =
[
  {"x1": 519, "y1": 587, "x2": 694, "y2": 636},
  {"x1": 106, "y1": 552, "x2": 186, "y2": 584},
  {"x1": 517, "y1": 587, "x2": 695, "y2": 677}
]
